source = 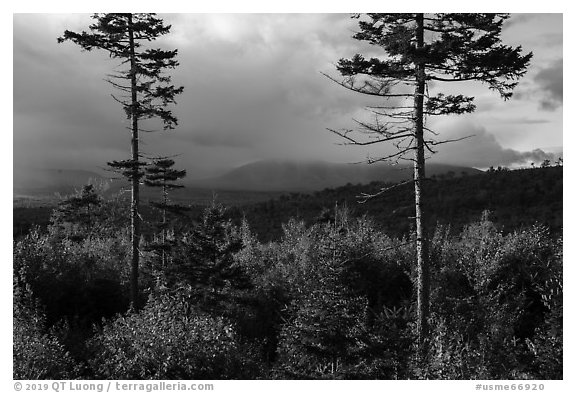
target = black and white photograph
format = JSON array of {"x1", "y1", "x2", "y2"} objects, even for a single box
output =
[{"x1": 11, "y1": 3, "x2": 566, "y2": 386}]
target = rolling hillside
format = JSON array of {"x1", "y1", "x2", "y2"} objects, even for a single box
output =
[
  {"x1": 228, "y1": 166, "x2": 563, "y2": 241},
  {"x1": 189, "y1": 160, "x2": 483, "y2": 191},
  {"x1": 13, "y1": 165, "x2": 562, "y2": 242}
]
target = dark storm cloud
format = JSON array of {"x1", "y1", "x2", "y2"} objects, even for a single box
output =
[
  {"x1": 514, "y1": 58, "x2": 563, "y2": 112},
  {"x1": 185, "y1": 128, "x2": 259, "y2": 148},
  {"x1": 13, "y1": 14, "x2": 137, "y2": 171},
  {"x1": 534, "y1": 59, "x2": 563, "y2": 111},
  {"x1": 150, "y1": 13, "x2": 375, "y2": 171}
]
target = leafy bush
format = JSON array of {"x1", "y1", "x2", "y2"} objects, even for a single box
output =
[
  {"x1": 275, "y1": 289, "x2": 413, "y2": 379},
  {"x1": 13, "y1": 198, "x2": 562, "y2": 380},
  {"x1": 267, "y1": 212, "x2": 414, "y2": 379},
  {"x1": 13, "y1": 281, "x2": 78, "y2": 379},
  {"x1": 14, "y1": 230, "x2": 131, "y2": 326},
  {"x1": 525, "y1": 235, "x2": 563, "y2": 379},
  {"x1": 423, "y1": 215, "x2": 563, "y2": 379},
  {"x1": 89, "y1": 292, "x2": 262, "y2": 379}
]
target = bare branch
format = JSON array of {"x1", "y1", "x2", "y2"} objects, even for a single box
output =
[
  {"x1": 110, "y1": 93, "x2": 129, "y2": 106},
  {"x1": 367, "y1": 105, "x2": 415, "y2": 110},
  {"x1": 363, "y1": 147, "x2": 416, "y2": 163},
  {"x1": 141, "y1": 152, "x2": 183, "y2": 160},
  {"x1": 327, "y1": 127, "x2": 413, "y2": 146},
  {"x1": 428, "y1": 75, "x2": 478, "y2": 82},
  {"x1": 322, "y1": 72, "x2": 414, "y2": 98},
  {"x1": 398, "y1": 156, "x2": 416, "y2": 163},
  {"x1": 97, "y1": 166, "x2": 126, "y2": 180},
  {"x1": 423, "y1": 126, "x2": 439, "y2": 136},
  {"x1": 358, "y1": 179, "x2": 414, "y2": 203},
  {"x1": 105, "y1": 72, "x2": 130, "y2": 80},
  {"x1": 422, "y1": 140, "x2": 437, "y2": 155},
  {"x1": 105, "y1": 78, "x2": 131, "y2": 92},
  {"x1": 426, "y1": 134, "x2": 475, "y2": 146}
]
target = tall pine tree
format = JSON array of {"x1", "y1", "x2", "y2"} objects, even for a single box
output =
[
  {"x1": 327, "y1": 13, "x2": 532, "y2": 353},
  {"x1": 58, "y1": 13, "x2": 184, "y2": 308}
]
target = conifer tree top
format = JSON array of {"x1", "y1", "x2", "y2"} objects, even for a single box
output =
[
  {"x1": 58, "y1": 13, "x2": 184, "y2": 130},
  {"x1": 337, "y1": 13, "x2": 532, "y2": 100},
  {"x1": 326, "y1": 13, "x2": 534, "y2": 164}
]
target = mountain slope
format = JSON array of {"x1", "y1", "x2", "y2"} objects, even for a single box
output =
[
  {"x1": 13, "y1": 166, "x2": 562, "y2": 242},
  {"x1": 227, "y1": 166, "x2": 563, "y2": 242},
  {"x1": 191, "y1": 160, "x2": 482, "y2": 191},
  {"x1": 14, "y1": 160, "x2": 482, "y2": 197}
]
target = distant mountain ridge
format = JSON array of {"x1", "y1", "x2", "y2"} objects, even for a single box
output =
[
  {"x1": 14, "y1": 160, "x2": 483, "y2": 198},
  {"x1": 190, "y1": 160, "x2": 483, "y2": 191}
]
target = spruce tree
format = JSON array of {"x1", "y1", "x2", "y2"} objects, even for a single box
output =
[
  {"x1": 144, "y1": 158, "x2": 189, "y2": 268},
  {"x1": 50, "y1": 184, "x2": 102, "y2": 241},
  {"x1": 167, "y1": 203, "x2": 251, "y2": 316},
  {"x1": 327, "y1": 13, "x2": 532, "y2": 353},
  {"x1": 58, "y1": 14, "x2": 184, "y2": 308}
]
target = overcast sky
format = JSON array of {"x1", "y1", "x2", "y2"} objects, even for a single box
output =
[{"x1": 13, "y1": 13, "x2": 563, "y2": 178}]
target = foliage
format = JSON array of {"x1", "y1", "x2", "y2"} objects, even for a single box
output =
[
  {"x1": 89, "y1": 292, "x2": 261, "y2": 379},
  {"x1": 144, "y1": 158, "x2": 190, "y2": 269},
  {"x1": 13, "y1": 228, "x2": 132, "y2": 328},
  {"x1": 526, "y1": 295, "x2": 562, "y2": 379},
  {"x1": 420, "y1": 216, "x2": 563, "y2": 379},
  {"x1": 145, "y1": 159, "x2": 187, "y2": 191},
  {"x1": 49, "y1": 184, "x2": 102, "y2": 241},
  {"x1": 47, "y1": 185, "x2": 133, "y2": 242},
  {"x1": 331, "y1": 13, "x2": 532, "y2": 153},
  {"x1": 13, "y1": 191, "x2": 562, "y2": 380},
  {"x1": 13, "y1": 279, "x2": 79, "y2": 379},
  {"x1": 237, "y1": 166, "x2": 562, "y2": 242},
  {"x1": 275, "y1": 288, "x2": 414, "y2": 379},
  {"x1": 239, "y1": 212, "x2": 415, "y2": 378},
  {"x1": 13, "y1": 166, "x2": 563, "y2": 243},
  {"x1": 164, "y1": 203, "x2": 252, "y2": 317}
]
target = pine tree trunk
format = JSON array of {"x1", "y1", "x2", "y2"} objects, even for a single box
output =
[
  {"x1": 414, "y1": 13, "x2": 430, "y2": 354},
  {"x1": 128, "y1": 14, "x2": 140, "y2": 309},
  {"x1": 162, "y1": 180, "x2": 167, "y2": 268}
]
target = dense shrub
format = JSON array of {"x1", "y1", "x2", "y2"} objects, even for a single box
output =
[
  {"x1": 275, "y1": 289, "x2": 369, "y2": 379},
  {"x1": 238, "y1": 212, "x2": 413, "y2": 310},
  {"x1": 13, "y1": 226, "x2": 136, "y2": 369},
  {"x1": 13, "y1": 230, "x2": 132, "y2": 326},
  {"x1": 89, "y1": 292, "x2": 261, "y2": 379},
  {"x1": 13, "y1": 199, "x2": 562, "y2": 380},
  {"x1": 275, "y1": 288, "x2": 413, "y2": 379},
  {"x1": 13, "y1": 281, "x2": 78, "y2": 379},
  {"x1": 262, "y1": 213, "x2": 414, "y2": 378},
  {"x1": 49, "y1": 189, "x2": 130, "y2": 242},
  {"x1": 423, "y1": 215, "x2": 563, "y2": 379}
]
